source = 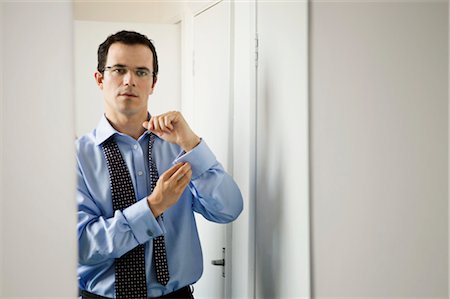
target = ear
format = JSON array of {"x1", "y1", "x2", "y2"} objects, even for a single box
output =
[
  {"x1": 149, "y1": 77, "x2": 158, "y2": 95},
  {"x1": 94, "y1": 71, "x2": 104, "y2": 90}
]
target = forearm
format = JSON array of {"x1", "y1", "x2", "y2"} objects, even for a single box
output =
[
  {"x1": 78, "y1": 212, "x2": 137, "y2": 265},
  {"x1": 78, "y1": 198, "x2": 164, "y2": 265},
  {"x1": 190, "y1": 164, "x2": 243, "y2": 223},
  {"x1": 172, "y1": 139, "x2": 243, "y2": 222}
]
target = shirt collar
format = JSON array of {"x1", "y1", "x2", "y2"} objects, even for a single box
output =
[
  {"x1": 94, "y1": 114, "x2": 118, "y2": 146},
  {"x1": 94, "y1": 113, "x2": 152, "y2": 146}
]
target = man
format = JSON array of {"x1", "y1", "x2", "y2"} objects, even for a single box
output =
[{"x1": 77, "y1": 30, "x2": 243, "y2": 299}]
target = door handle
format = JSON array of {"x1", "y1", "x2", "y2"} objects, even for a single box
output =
[
  {"x1": 211, "y1": 259, "x2": 225, "y2": 266},
  {"x1": 210, "y1": 247, "x2": 226, "y2": 277}
]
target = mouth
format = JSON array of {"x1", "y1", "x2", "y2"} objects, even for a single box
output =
[{"x1": 119, "y1": 93, "x2": 138, "y2": 98}]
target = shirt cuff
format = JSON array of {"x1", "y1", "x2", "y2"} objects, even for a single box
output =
[
  {"x1": 122, "y1": 198, "x2": 164, "y2": 244},
  {"x1": 173, "y1": 139, "x2": 217, "y2": 179}
]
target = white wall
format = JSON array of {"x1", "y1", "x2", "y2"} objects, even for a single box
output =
[
  {"x1": 0, "y1": 2, "x2": 3, "y2": 294},
  {"x1": 74, "y1": 2, "x2": 184, "y2": 24},
  {"x1": 311, "y1": 2, "x2": 448, "y2": 298},
  {"x1": 74, "y1": 1, "x2": 216, "y2": 24},
  {"x1": 180, "y1": 11, "x2": 195, "y2": 126},
  {"x1": 255, "y1": 1, "x2": 310, "y2": 298},
  {"x1": 74, "y1": 21, "x2": 181, "y2": 137},
  {"x1": 1, "y1": 2, "x2": 77, "y2": 297}
]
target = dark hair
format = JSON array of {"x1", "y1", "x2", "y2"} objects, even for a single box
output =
[{"x1": 97, "y1": 30, "x2": 158, "y2": 84}]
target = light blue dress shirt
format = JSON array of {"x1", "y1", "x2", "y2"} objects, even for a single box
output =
[{"x1": 77, "y1": 115, "x2": 243, "y2": 298}]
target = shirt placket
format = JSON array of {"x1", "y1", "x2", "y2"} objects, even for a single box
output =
[{"x1": 131, "y1": 140, "x2": 148, "y2": 200}]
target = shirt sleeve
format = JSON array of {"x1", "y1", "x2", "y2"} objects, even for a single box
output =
[
  {"x1": 173, "y1": 139, "x2": 243, "y2": 223},
  {"x1": 77, "y1": 163, "x2": 164, "y2": 266}
]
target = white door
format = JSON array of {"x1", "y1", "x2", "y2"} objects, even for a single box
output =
[{"x1": 191, "y1": 1, "x2": 231, "y2": 298}]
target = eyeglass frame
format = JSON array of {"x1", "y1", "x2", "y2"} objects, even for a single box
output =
[{"x1": 102, "y1": 64, "x2": 155, "y2": 79}]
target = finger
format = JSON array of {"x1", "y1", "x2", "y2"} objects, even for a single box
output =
[
  {"x1": 148, "y1": 117, "x2": 156, "y2": 131},
  {"x1": 160, "y1": 162, "x2": 185, "y2": 181},
  {"x1": 171, "y1": 111, "x2": 181, "y2": 121},
  {"x1": 164, "y1": 114, "x2": 174, "y2": 130},
  {"x1": 142, "y1": 121, "x2": 150, "y2": 130},
  {"x1": 152, "y1": 117, "x2": 161, "y2": 133},
  {"x1": 180, "y1": 169, "x2": 192, "y2": 183},
  {"x1": 176, "y1": 169, "x2": 192, "y2": 191},
  {"x1": 169, "y1": 163, "x2": 191, "y2": 182},
  {"x1": 175, "y1": 166, "x2": 192, "y2": 182},
  {"x1": 158, "y1": 117, "x2": 171, "y2": 134}
]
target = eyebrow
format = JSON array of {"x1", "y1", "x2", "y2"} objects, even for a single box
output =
[{"x1": 110, "y1": 64, "x2": 151, "y2": 71}]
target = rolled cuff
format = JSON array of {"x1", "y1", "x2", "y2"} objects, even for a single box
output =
[
  {"x1": 173, "y1": 139, "x2": 217, "y2": 179},
  {"x1": 122, "y1": 198, "x2": 164, "y2": 244}
]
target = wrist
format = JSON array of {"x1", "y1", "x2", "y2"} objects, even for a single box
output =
[
  {"x1": 181, "y1": 135, "x2": 201, "y2": 152},
  {"x1": 147, "y1": 193, "x2": 165, "y2": 218}
]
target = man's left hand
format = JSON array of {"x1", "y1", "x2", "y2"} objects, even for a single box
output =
[{"x1": 143, "y1": 111, "x2": 201, "y2": 152}]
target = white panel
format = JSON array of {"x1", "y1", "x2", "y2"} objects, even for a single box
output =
[
  {"x1": 231, "y1": 1, "x2": 257, "y2": 298},
  {"x1": 311, "y1": 2, "x2": 447, "y2": 297},
  {"x1": 2, "y1": 2, "x2": 77, "y2": 297},
  {"x1": 74, "y1": 21, "x2": 180, "y2": 137},
  {"x1": 192, "y1": 1, "x2": 231, "y2": 298},
  {"x1": 193, "y1": 3, "x2": 230, "y2": 168},
  {"x1": 0, "y1": 2, "x2": 3, "y2": 295},
  {"x1": 256, "y1": 1, "x2": 310, "y2": 298}
]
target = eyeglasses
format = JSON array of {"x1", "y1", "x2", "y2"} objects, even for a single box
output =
[{"x1": 104, "y1": 65, "x2": 154, "y2": 79}]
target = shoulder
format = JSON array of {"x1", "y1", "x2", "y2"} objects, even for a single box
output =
[
  {"x1": 75, "y1": 131, "x2": 97, "y2": 155},
  {"x1": 75, "y1": 129, "x2": 106, "y2": 170}
]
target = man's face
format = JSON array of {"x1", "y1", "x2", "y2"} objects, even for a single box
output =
[{"x1": 95, "y1": 42, "x2": 156, "y2": 120}]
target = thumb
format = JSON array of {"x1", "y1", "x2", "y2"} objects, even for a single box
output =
[{"x1": 142, "y1": 121, "x2": 150, "y2": 130}]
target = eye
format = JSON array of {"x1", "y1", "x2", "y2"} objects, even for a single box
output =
[
  {"x1": 136, "y1": 70, "x2": 149, "y2": 77},
  {"x1": 113, "y1": 67, "x2": 127, "y2": 75}
]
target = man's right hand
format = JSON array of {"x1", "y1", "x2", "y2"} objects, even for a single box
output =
[{"x1": 147, "y1": 162, "x2": 192, "y2": 217}]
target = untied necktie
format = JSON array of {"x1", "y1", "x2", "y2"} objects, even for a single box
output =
[
  {"x1": 102, "y1": 136, "x2": 148, "y2": 298},
  {"x1": 102, "y1": 132, "x2": 170, "y2": 298},
  {"x1": 148, "y1": 133, "x2": 170, "y2": 286}
]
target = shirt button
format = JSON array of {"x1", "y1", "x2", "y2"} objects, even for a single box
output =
[
  {"x1": 138, "y1": 171, "x2": 144, "y2": 176},
  {"x1": 133, "y1": 144, "x2": 138, "y2": 150},
  {"x1": 147, "y1": 229, "x2": 153, "y2": 236}
]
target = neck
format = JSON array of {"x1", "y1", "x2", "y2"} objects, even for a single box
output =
[{"x1": 106, "y1": 111, "x2": 148, "y2": 140}]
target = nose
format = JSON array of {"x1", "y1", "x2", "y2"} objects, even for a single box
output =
[{"x1": 123, "y1": 70, "x2": 136, "y2": 86}]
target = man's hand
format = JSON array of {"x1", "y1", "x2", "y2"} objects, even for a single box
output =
[
  {"x1": 147, "y1": 162, "x2": 192, "y2": 217},
  {"x1": 143, "y1": 111, "x2": 201, "y2": 152}
]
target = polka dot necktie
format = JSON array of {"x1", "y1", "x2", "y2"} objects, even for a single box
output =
[
  {"x1": 148, "y1": 133, "x2": 170, "y2": 286},
  {"x1": 102, "y1": 137, "x2": 148, "y2": 298},
  {"x1": 102, "y1": 133, "x2": 170, "y2": 298}
]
